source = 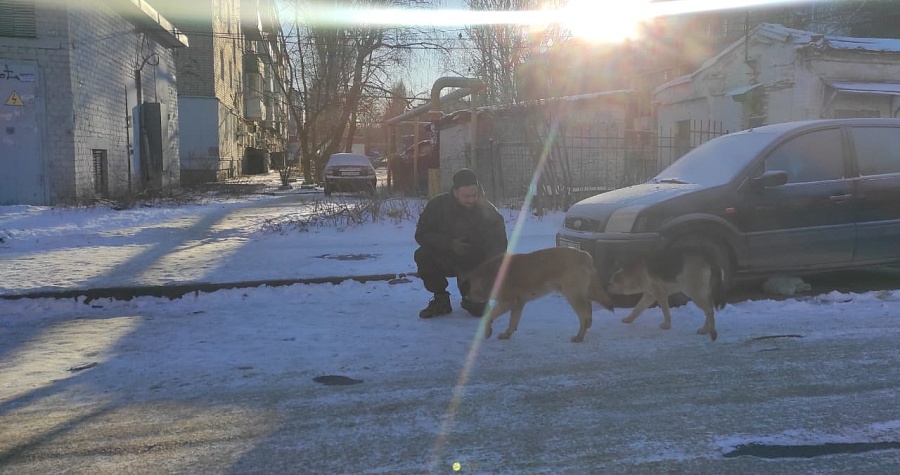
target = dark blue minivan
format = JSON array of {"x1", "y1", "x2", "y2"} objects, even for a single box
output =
[{"x1": 557, "y1": 118, "x2": 900, "y2": 288}]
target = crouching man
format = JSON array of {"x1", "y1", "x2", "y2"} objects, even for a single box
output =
[{"x1": 415, "y1": 169, "x2": 508, "y2": 318}]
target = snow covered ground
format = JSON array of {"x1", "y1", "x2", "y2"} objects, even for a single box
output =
[{"x1": 2, "y1": 175, "x2": 900, "y2": 473}]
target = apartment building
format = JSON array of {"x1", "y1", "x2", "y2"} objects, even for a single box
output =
[{"x1": 155, "y1": 0, "x2": 287, "y2": 184}]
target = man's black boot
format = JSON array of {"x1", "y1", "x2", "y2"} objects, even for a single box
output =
[{"x1": 419, "y1": 292, "x2": 452, "y2": 318}]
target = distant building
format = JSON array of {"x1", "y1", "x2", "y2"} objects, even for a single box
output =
[
  {"x1": 0, "y1": 0, "x2": 187, "y2": 205},
  {"x1": 655, "y1": 23, "x2": 900, "y2": 168},
  {"x1": 155, "y1": 0, "x2": 288, "y2": 185}
]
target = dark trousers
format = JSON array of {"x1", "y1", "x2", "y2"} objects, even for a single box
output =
[{"x1": 414, "y1": 246, "x2": 471, "y2": 297}]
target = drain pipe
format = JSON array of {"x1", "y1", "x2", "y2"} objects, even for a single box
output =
[{"x1": 429, "y1": 77, "x2": 484, "y2": 171}]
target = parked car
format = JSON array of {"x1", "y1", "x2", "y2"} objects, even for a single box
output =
[
  {"x1": 556, "y1": 118, "x2": 900, "y2": 291},
  {"x1": 322, "y1": 153, "x2": 377, "y2": 196}
]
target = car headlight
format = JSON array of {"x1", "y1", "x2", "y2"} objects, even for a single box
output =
[
  {"x1": 564, "y1": 216, "x2": 603, "y2": 232},
  {"x1": 604, "y1": 205, "x2": 647, "y2": 233}
]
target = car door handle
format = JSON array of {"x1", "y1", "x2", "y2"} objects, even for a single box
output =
[{"x1": 829, "y1": 193, "x2": 853, "y2": 203}]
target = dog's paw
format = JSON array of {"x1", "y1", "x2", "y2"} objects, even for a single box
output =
[
  {"x1": 709, "y1": 329, "x2": 718, "y2": 342},
  {"x1": 498, "y1": 332, "x2": 512, "y2": 340},
  {"x1": 570, "y1": 335, "x2": 584, "y2": 343},
  {"x1": 659, "y1": 322, "x2": 671, "y2": 330},
  {"x1": 621, "y1": 317, "x2": 635, "y2": 324},
  {"x1": 697, "y1": 326, "x2": 709, "y2": 335}
]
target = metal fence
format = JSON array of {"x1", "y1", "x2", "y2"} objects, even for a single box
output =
[{"x1": 476, "y1": 120, "x2": 729, "y2": 210}]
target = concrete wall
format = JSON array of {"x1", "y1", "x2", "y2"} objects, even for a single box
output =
[
  {"x1": 178, "y1": 96, "x2": 222, "y2": 183},
  {"x1": 438, "y1": 121, "x2": 470, "y2": 192},
  {"x1": 438, "y1": 95, "x2": 631, "y2": 200},
  {"x1": 0, "y1": 1, "x2": 181, "y2": 204}
]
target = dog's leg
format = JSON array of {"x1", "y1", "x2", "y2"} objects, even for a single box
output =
[
  {"x1": 498, "y1": 302, "x2": 525, "y2": 340},
  {"x1": 654, "y1": 286, "x2": 674, "y2": 330},
  {"x1": 694, "y1": 295, "x2": 718, "y2": 341},
  {"x1": 621, "y1": 293, "x2": 655, "y2": 324},
  {"x1": 685, "y1": 275, "x2": 718, "y2": 342},
  {"x1": 483, "y1": 301, "x2": 511, "y2": 340},
  {"x1": 564, "y1": 294, "x2": 593, "y2": 343}
]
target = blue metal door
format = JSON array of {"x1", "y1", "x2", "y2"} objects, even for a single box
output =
[{"x1": 0, "y1": 60, "x2": 44, "y2": 205}]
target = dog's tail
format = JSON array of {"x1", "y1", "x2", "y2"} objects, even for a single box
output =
[
  {"x1": 589, "y1": 269, "x2": 615, "y2": 311},
  {"x1": 711, "y1": 260, "x2": 727, "y2": 310}
]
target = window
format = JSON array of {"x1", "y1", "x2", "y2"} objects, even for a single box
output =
[
  {"x1": 220, "y1": 49, "x2": 225, "y2": 79},
  {"x1": 92, "y1": 149, "x2": 108, "y2": 196},
  {"x1": 765, "y1": 128, "x2": 845, "y2": 183},
  {"x1": 0, "y1": 0, "x2": 36, "y2": 38},
  {"x1": 852, "y1": 126, "x2": 900, "y2": 176}
]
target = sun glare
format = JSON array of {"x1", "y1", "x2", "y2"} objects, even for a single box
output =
[
  {"x1": 560, "y1": 0, "x2": 653, "y2": 44},
  {"x1": 292, "y1": 0, "x2": 814, "y2": 42}
]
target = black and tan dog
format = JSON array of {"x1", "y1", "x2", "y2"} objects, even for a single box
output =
[
  {"x1": 464, "y1": 247, "x2": 614, "y2": 342},
  {"x1": 608, "y1": 248, "x2": 726, "y2": 341}
]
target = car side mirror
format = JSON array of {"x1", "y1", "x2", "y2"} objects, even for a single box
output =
[{"x1": 752, "y1": 170, "x2": 788, "y2": 191}]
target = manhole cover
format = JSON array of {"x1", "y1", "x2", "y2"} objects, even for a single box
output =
[
  {"x1": 316, "y1": 253, "x2": 378, "y2": 261},
  {"x1": 313, "y1": 375, "x2": 363, "y2": 386},
  {"x1": 724, "y1": 441, "x2": 900, "y2": 459},
  {"x1": 751, "y1": 334, "x2": 804, "y2": 342}
]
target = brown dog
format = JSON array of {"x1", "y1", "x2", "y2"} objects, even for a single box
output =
[
  {"x1": 464, "y1": 247, "x2": 614, "y2": 342},
  {"x1": 608, "y1": 249, "x2": 726, "y2": 341}
]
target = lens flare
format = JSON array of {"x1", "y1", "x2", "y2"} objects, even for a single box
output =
[{"x1": 428, "y1": 116, "x2": 564, "y2": 467}]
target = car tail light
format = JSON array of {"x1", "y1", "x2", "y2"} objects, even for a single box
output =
[{"x1": 324, "y1": 167, "x2": 335, "y2": 176}]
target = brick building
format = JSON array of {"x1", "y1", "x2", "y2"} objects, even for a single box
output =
[
  {"x1": 0, "y1": 0, "x2": 186, "y2": 205},
  {"x1": 155, "y1": 0, "x2": 288, "y2": 184}
]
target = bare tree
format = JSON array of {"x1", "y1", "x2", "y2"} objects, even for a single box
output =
[
  {"x1": 276, "y1": 0, "x2": 442, "y2": 184},
  {"x1": 460, "y1": 0, "x2": 565, "y2": 105}
]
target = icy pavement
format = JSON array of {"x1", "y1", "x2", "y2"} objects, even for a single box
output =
[{"x1": 0, "y1": 173, "x2": 560, "y2": 296}]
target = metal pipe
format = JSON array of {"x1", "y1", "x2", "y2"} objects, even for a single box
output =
[
  {"x1": 384, "y1": 86, "x2": 478, "y2": 125},
  {"x1": 426, "y1": 77, "x2": 483, "y2": 171},
  {"x1": 429, "y1": 77, "x2": 483, "y2": 111}
]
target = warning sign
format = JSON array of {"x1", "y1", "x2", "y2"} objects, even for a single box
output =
[{"x1": 5, "y1": 91, "x2": 24, "y2": 106}]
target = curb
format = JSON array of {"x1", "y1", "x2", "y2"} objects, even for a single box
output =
[{"x1": 0, "y1": 273, "x2": 418, "y2": 304}]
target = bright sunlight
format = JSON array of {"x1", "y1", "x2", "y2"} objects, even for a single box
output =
[
  {"x1": 560, "y1": 0, "x2": 653, "y2": 43},
  {"x1": 294, "y1": 0, "x2": 825, "y2": 44}
]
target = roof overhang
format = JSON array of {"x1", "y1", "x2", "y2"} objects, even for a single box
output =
[
  {"x1": 725, "y1": 83, "x2": 762, "y2": 102},
  {"x1": 826, "y1": 81, "x2": 900, "y2": 96},
  {"x1": 114, "y1": 0, "x2": 189, "y2": 48}
]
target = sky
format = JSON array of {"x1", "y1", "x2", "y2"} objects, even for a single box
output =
[{"x1": 2, "y1": 172, "x2": 900, "y2": 471}]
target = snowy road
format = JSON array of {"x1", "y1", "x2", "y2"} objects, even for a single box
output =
[
  {"x1": 2, "y1": 281, "x2": 900, "y2": 473},
  {"x1": 3, "y1": 176, "x2": 900, "y2": 472}
]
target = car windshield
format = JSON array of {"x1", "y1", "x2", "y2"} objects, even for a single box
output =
[
  {"x1": 327, "y1": 154, "x2": 371, "y2": 167},
  {"x1": 651, "y1": 131, "x2": 776, "y2": 187}
]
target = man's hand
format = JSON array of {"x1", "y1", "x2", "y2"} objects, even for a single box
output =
[{"x1": 451, "y1": 237, "x2": 472, "y2": 256}]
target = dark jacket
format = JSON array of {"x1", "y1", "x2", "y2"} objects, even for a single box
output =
[{"x1": 415, "y1": 191, "x2": 508, "y2": 271}]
